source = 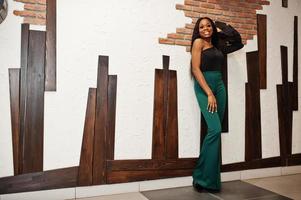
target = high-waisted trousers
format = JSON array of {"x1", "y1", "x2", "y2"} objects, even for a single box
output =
[{"x1": 192, "y1": 71, "x2": 226, "y2": 190}]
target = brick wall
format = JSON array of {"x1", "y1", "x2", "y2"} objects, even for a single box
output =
[
  {"x1": 13, "y1": 0, "x2": 46, "y2": 25},
  {"x1": 159, "y1": 0, "x2": 270, "y2": 52}
]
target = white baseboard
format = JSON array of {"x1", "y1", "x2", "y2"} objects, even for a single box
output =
[
  {"x1": 0, "y1": 188, "x2": 75, "y2": 200},
  {"x1": 75, "y1": 182, "x2": 139, "y2": 199},
  {"x1": 281, "y1": 165, "x2": 301, "y2": 175}
]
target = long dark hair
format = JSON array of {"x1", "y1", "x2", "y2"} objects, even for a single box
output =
[{"x1": 190, "y1": 17, "x2": 219, "y2": 52}]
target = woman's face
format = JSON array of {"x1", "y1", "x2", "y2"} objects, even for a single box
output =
[{"x1": 199, "y1": 19, "x2": 213, "y2": 38}]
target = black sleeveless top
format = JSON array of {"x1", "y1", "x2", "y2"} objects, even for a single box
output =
[{"x1": 200, "y1": 47, "x2": 224, "y2": 72}]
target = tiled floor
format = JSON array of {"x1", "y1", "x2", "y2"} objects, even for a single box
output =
[
  {"x1": 243, "y1": 173, "x2": 301, "y2": 200},
  {"x1": 142, "y1": 181, "x2": 290, "y2": 200},
  {"x1": 76, "y1": 174, "x2": 301, "y2": 200}
]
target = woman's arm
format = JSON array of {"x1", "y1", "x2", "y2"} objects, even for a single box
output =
[
  {"x1": 191, "y1": 39, "x2": 217, "y2": 113},
  {"x1": 215, "y1": 21, "x2": 244, "y2": 54}
]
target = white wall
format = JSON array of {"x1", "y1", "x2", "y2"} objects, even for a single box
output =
[
  {"x1": 0, "y1": 0, "x2": 300, "y2": 177},
  {"x1": 0, "y1": 0, "x2": 23, "y2": 177}
]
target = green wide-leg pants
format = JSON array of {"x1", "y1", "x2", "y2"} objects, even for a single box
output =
[{"x1": 192, "y1": 71, "x2": 226, "y2": 190}]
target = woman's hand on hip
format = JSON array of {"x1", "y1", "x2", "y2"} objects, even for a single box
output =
[{"x1": 207, "y1": 94, "x2": 217, "y2": 113}]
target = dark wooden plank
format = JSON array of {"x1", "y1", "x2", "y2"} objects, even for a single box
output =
[
  {"x1": 245, "y1": 51, "x2": 262, "y2": 161},
  {"x1": 162, "y1": 56, "x2": 170, "y2": 160},
  {"x1": 221, "y1": 156, "x2": 281, "y2": 172},
  {"x1": 257, "y1": 14, "x2": 267, "y2": 89},
  {"x1": 152, "y1": 69, "x2": 166, "y2": 160},
  {"x1": 107, "y1": 75, "x2": 117, "y2": 160},
  {"x1": 277, "y1": 83, "x2": 293, "y2": 165},
  {"x1": 221, "y1": 55, "x2": 228, "y2": 132},
  {"x1": 107, "y1": 169, "x2": 193, "y2": 184},
  {"x1": 287, "y1": 153, "x2": 301, "y2": 166},
  {"x1": 78, "y1": 88, "x2": 97, "y2": 186},
  {"x1": 107, "y1": 158, "x2": 197, "y2": 171},
  {"x1": 0, "y1": 167, "x2": 78, "y2": 194},
  {"x1": 9, "y1": 68, "x2": 21, "y2": 175},
  {"x1": 245, "y1": 83, "x2": 252, "y2": 161},
  {"x1": 45, "y1": 0, "x2": 56, "y2": 91},
  {"x1": 280, "y1": 46, "x2": 288, "y2": 84},
  {"x1": 277, "y1": 46, "x2": 293, "y2": 162},
  {"x1": 166, "y1": 70, "x2": 178, "y2": 159},
  {"x1": 19, "y1": 23, "x2": 30, "y2": 174},
  {"x1": 292, "y1": 16, "x2": 298, "y2": 110},
  {"x1": 22, "y1": 30, "x2": 46, "y2": 173},
  {"x1": 282, "y1": 0, "x2": 288, "y2": 8},
  {"x1": 277, "y1": 85, "x2": 288, "y2": 165},
  {"x1": 93, "y1": 55, "x2": 109, "y2": 184}
]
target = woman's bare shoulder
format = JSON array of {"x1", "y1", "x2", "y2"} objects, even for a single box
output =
[{"x1": 192, "y1": 38, "x2": 205, "y2": 51}]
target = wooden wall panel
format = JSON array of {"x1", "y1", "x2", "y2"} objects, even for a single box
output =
[
  {"x1": 221, "y1": 156, "x2": 281, "y2": 172},
  {"x1": 0, "y1": 167, "x2": 78, "y2": 194},
  {"x1": 287, "y1": 153, "x2": 301, "y2": 166},
  {"x1": 107, "y1": 169, "x2": 193, "y2": 184},
  {"x1": 19, "y1": 23, "x2": 30, "y2": 174},
  {"x1": 257, "y1": 14, "x2": 267, "y2": 89},
  {"x1": 78, "y1": 88, "x2": 97, "y2": 186},
  {"x1": 8, "y1": 69, "x2": 20, "y2": 175},
  {"x1": 21, "y1": 30, "x2": 46, "y2": 173},
  {"x1": 282, "y1": 0, "x2": 288, "y2": 8},
  {"x1": 45, "y1": 0, "x2": 56, "y2": 91},
  {"x1": 245, "y1": 51, "x2": 262, "y2": 161},
  {"x1": 292, "y1": 16, "x2": 298, "y2": 110},
  {"x1": 93, "y1": 55, "x2": 109, "y2": 184},
  {"x1": 107, "y1": 159, "x2": 197, "y2": 171},
  {"x1": 277, "y1": 46, "x2": 293, "y2": 164},
  {"x1": 152, "y1": 56, "x2": 179, "y2": 160},
  {"x1": 166, "y1": 70, "x2": 178, "y2": 159},
  {"x1": 107, "y1": 75, "x2": 117, "y2": 160},
  {"x1": 152, "y1": 69, "x2": 165, "y2": 160},
  {"x1": 221, "y1": 56, "x2": 228, "y2": 132}
]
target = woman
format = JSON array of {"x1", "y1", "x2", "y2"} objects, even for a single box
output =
[{"x1": 191, "y1": 17, "x2": 243, "y2": 192}]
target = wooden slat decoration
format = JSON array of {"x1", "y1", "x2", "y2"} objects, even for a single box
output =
[
  {"x1": 19, "y1": 23, "x2": 30, "y2": 174},
  {"x1": 21, "y1": 30, "x2": 46, "y2": 173},
  {"x1": 152, "y1": 69, "x2": 166, "y2": 159},
  {"x1": 45, "y1": 0, "x2": 56, "y2": 91},
  {"x1": 107, "y1": 75, "x2": 117, "y2": 160},
  {"x1": 166, "y1": 70, "x2": 178, "y2": 159},
  {"x1": 107, "y1": 157, "x2": 282, "y2": 184},
  {"x1": 0, "y1": 167, "x2": 78, "y2": 195},
  {"x1": 78, "y1": 88, "x2": 97, "y2": 186},
  {"x1": 152, "y1": 55, "x2": 179, "y2": 160},
  {"x1": 292, "y1": 16, "x2": 298, "y2": 110},
  {"x1": 221, "y1": 156, "x2": 281, "y2": 172},
  {"x1": 8, "y1": 68, "x2": 21, "y2": 175},
  {"x1": 107, "y1": 158, "x2": 197, "y2": 171},
  {"x1": 245, "y1": 51, "x2": 262, "y2": 161},
  {"x1": 221, "y1": 56, "x2": 228, "y2": 132},
  {"x1": 282, "y1": 0, "x2": 288, "y2": 8},
  {"x1": 93, "y1": 55, "x2": 109, "y2": 184},
  {"x1": 107, "y1": 169, "x2": 193, "y2": 184},
  {"x1": 257, "y1": 14, "x2": 267, "y2": 89},
  {"x1": 287, "y1": 153, "x2": 301, "y2": 166},
  {"x1": 277, "y1": 46, "x2": 293, "y2": 165},
  {"x1": 162, "y1": 56, "x2": 170, "y2": 159}
]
